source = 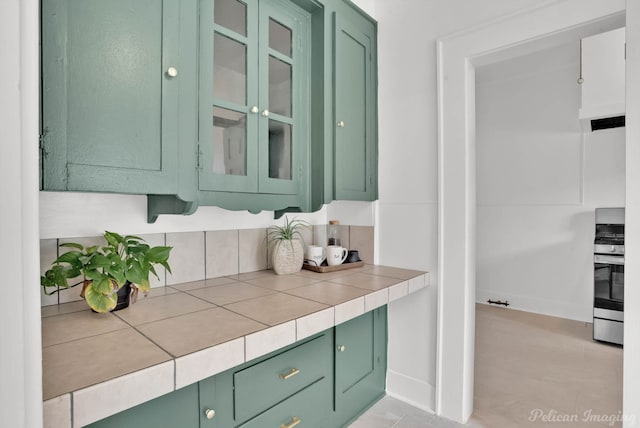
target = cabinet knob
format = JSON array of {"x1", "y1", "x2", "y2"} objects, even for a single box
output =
[
  {"x1": 166, "y1": 67, "x2": 178, "y2": 78},
  {"x1": 262, "y1": 109, "x2": 270, "y2": 117},
  {"x1": 250, "y1": 106, "x2": 259, "y2": 114},
  {"x1": 337, "y1": 120, "x2": 345, "y2": 128},
  {"x1": 204, "y1": 408, "x2": 215, "y2": 420},
  {"x1": 337, "y1": 344, "x2": 346, "y2": 352}
]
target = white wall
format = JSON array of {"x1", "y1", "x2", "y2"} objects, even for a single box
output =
[
  {"x1": 373, "y1": 0, "x2": 550, "y2": 413},
  {"x1": 1, "y1": 0, "x2": 42, "y2": 427},
  {"x1": 475, "y1": 42, "x2": 625, "y2": 322}
]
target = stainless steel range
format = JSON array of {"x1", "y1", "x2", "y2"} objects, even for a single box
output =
[{"x1": 593, "y1": 208, "x2": 625, "y2": 345}]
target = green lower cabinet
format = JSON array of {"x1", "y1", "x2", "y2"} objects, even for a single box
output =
[
  {"x1": 83, "y1": 308, "x2": 386, "y2": 428},
  {"x1": 334, "y1": 307, "x2": 387, "y2": 427},
  {"x1": 85, "y1": 383, "x2": 201, "y2": 428}
]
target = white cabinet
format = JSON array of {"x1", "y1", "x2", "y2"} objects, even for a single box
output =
[{"x1": 579, "y1": 27, "x2": 625, "y2": 127}]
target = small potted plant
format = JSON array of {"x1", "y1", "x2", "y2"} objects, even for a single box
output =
[
  {"x1": 268, "y1": 217, "x2": 310, "y2": 275},
  {"x1": 41, "y1": 231, "x2": 172, "y2": 313}
]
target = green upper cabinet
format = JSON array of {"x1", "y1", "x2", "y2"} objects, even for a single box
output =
[
  {"x1": 197, "y1": 0, "x2": 313, "y2": 213},
  {"x1": 40, "y1": 0, "x2": 377, "y2": 220},
  {"x1": 41, "y1": 0, "x2": 198, "y2": 199},
  {"x1": 331, "y1": 1, "x2": 377, "y2": 202}
]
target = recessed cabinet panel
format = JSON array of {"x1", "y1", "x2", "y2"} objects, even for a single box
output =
[
  {"x1": 333, "y1": 8, "x2": 377, "y2": 202},
  {"x1": 42, "y1": 0, "x2": 191, "y2": 194},
  {"x1": 334, "y1": 307, "x2": 387, "y2": 427},
  {"x1": 66, "y1": 0, "x2": 162, "y2": 171},
  {"x1": 85, "y1": 384, "x2": 200, "y2": 428}
]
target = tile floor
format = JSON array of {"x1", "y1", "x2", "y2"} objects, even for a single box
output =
[{"x1": 351, "y1": 304, "x2": 623, "y2": 427}]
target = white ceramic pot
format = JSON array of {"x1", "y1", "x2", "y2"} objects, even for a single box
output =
[{"x1": 272, "y1": 239, "x2": 304, "y2": 275}]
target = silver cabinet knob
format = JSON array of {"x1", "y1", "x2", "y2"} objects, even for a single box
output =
[
  {"x1": 205, "y1": 408, "x2": 215, "y2": 420},
  {"x1": 337, "y1": 345, "x2": 346, "y2": 352},
  {"x1": 166, "y1": 67, "x2": 178, "y2": 78},
  {"x1": 250, "y1": 106, "x2": 259, "y2": 114},
  {"x1": 262, "y1": 109, "x2": 270, "y2": 117},
  {"x1": 337, "y1": 120, "x2": 345, "y2": 128}
]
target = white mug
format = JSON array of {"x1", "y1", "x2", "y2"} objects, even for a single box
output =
[
  {"x1": 306, "y1": 245, "x2": 326, "y2": 267},
  {"x1": 327, "y1": 245, "x2": 348, "y2": 266}
]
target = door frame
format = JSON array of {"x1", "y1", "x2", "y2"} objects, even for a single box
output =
[{"x1": 435, "y1": 0, "x2": 627, "y2": 422}]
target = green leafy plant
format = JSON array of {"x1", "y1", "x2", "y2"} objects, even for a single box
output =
[
  {"x1": 267, "y1": 217, "x2": 310, "y2": 246},
  {"x1": 41, "y1": 231, "x2": 172, "y2": 313}
]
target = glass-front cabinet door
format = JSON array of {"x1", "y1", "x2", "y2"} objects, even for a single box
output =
[{"x1": 199, "y1": 0, "x2": 309, "y2": 196}]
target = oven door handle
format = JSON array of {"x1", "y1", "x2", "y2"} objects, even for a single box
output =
[{"x1": 594, "y1": 254, "x2": 625, "y2": 265}]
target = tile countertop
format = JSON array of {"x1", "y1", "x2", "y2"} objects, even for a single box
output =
[{"x1": 42, "y1": 264, "x2": 429, "y2": 428}]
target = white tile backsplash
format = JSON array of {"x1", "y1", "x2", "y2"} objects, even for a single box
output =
[
  {"x1": 165, "y1": 232, "x2": 205, "y2": 285},
  {"x1": 206, "y1": 229, "x2": 239, "y2": 278}
]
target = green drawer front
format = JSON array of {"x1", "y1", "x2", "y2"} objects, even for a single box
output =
[
  {"x1": 238, "y1": 378, "x2": 331, "y2": 428},
  {"x1": 234, "y1": 333, "x2": 331, "y2": 422}
]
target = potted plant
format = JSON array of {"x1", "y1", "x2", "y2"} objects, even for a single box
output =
[
  {"x1": 41, "y1": 231, "x2": 172, "y2": 313},
  {"x1": 268, "y1": 217, "x2": 310, "y2": 275}
]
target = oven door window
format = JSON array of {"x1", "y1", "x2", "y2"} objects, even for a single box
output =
[{"x1": 594, "y1": 262, "x2": 624, "y2": 310}]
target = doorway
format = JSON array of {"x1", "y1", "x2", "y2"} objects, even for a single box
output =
[{"x1": 435, "y1": 1, "x2": 628, "y2": 423}]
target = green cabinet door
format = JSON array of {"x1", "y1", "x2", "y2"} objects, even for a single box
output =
[
  {"x1": 41, "y1": 0, "x2": 197, "y2": 197},
  {"x1": 333, "y1": 4, "x2": 378, "y2": 201},
  {"x1": 334, "y1": 306, "x2": 387, "y2": 427},
  {"x1": 85, "y1": 384, "x2": 200, "y2": 428},
  {"x1": 198, "y1": 0, "x2": 312, "y2": 213}
]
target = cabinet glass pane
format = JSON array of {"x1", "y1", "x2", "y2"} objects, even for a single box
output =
[
  {"x1": 268, "y1": 120, "x2": 291, "y2": 180},
  {"x1": 269, "y1": 56, "x2": 291, "y2": 117},
  {"x1": 214, "y1": 0, "x2": 247, "y2": 36},
  {"x1": 213, "y1": 107, "x2": 247, "y2": 176},
  {"x1": 269, "y1": 18, "x2": 291, "y2": 57},
  {"x1": 214, "y1": 33, "x2": 247, "y2": 105}
]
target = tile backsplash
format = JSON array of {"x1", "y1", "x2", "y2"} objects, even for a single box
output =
[{"x1": 40, "y1": 224, "x2": 374, "y2": 307}]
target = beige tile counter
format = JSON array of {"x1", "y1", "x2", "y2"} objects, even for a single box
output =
[{"x1": 42, "y1": 264, "x2": 429, "y2": 428}]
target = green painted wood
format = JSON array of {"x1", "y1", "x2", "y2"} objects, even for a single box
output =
[
  {"x1": 334, "y1": 306, "x2": 387, "y2": 427},
  {"x1": 198, "y1": 0, "x2": 260, "y2": 193},
  {"x1": 42, "y1": 0, "x2": 197, "y2": 195},
  {"x1": 332, "y1": 3, "x2": 378, "y2": 201},
  {"x1": 234, "y1": 333, "x2": 330, "y2": 421},
  {"x1": 85, "y1": 384, "x2": 200, "y2": 428},
  {"x1": 198, "y1": 0, "x2": 312, "y2": 213},
  {"x1": 212, "y1": 330, "x2": 333, "y2": 427},
  {"x1": 239, "y1": 378, "x2": 332, "y2": 428}
]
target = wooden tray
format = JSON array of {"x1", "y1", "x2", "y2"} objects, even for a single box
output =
[{"x1": 302, "y1": 260, "x2": 364, "y2": 273}]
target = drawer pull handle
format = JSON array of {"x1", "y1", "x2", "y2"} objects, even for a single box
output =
[
  {"x1": 281, "y1": 416, "x2": 301, "y2": 428},
  {"x1": 279, "y1": 367, "x2": 300, "y2": 380}
]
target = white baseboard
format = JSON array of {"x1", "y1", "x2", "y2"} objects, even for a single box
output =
[
  {"x1": 476, "y1": 288, "x2": 592, "y2": 322},
  {"x1": 385, "y1": 369, "x2": 435, "y2": 413}
]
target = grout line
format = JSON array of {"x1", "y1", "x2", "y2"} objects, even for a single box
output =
[
  {"x1": 70, "y1": 392, "x2": 75, "y2": 428},
  {"x1": 203, "y1": 231, "x2": 207, "y2": 280}
]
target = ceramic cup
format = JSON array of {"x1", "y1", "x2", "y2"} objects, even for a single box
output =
[
  {"x1": 346, "y1": 250, "x2": 361, "y2": 263},
  {"x1": 305, "y1": 245, "x2": 326, "y2": 267},
  {"x1": 327, "y1": 245, "x2": 348, "y2": 266}
]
